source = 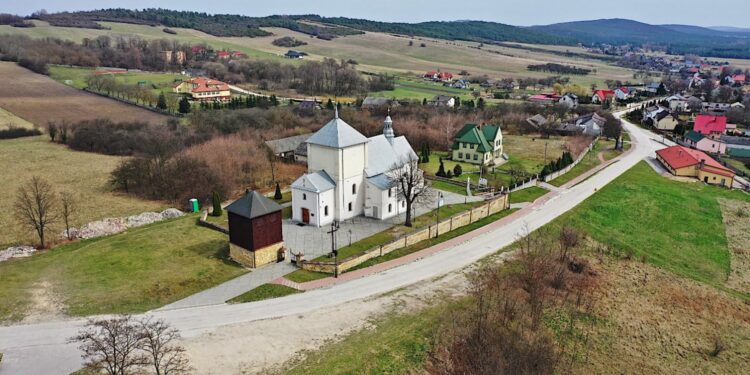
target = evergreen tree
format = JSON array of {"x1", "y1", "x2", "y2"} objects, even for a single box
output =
[
  {"x1": 453, "y1": 164, "x2": 462, "y2": 177},
  {"x1": 211, "y1": 191, "x2": 222, "y2": 217},
  {"x1": 156, "y1": 92, "x2": 167, "y2": 110},
  {"x1": 477, "y1": 97, "x2": 485, "y2": 109},
  {"x1": 446, "y1": 170, "x2": 453, "y2": 178},
  {"x1": 274, "y1": 182, "x2": 282, "y2": 200},
  {"x1": 436, "y1": 158, "x2": 447, "y2": 177},
  {"x1": 326, "y1": 98, "x2": 334, "y2": 110},
  {"x1": 178, "y1": 97, "x2": 191, "y2": 114},
  {"x1": 454, "y1": 96, "x2": 461, "y2": 108},
  {"x1": 270, "y1": 94, "x2": 279, "y2": 106},
  {"x1": 422, "y1": 98, "x2": 428, "y2": 106}
]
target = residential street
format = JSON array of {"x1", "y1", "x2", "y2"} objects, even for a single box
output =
[{"x1": 0, "y1": 111, "x2": 666, "y2": 374}]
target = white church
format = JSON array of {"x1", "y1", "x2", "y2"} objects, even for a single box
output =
[{"x1": 291, "y1": 110, "x2": 418, "y2": 227}]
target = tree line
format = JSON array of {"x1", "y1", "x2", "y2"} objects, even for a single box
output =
[{"x1": 527, "y1": 63, "x2": 591, "y2": 75}]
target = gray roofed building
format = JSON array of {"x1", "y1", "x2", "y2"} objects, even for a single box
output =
[
  {"x1": 362, "y1": 97, "x2": 399, "y2": 109},
  {"x1": 526, "y1": 114, "x2": 547, "y2": 129},
  {"x1": 365, "y1": 134, "x2": 417, "y2": 177},
  {"x1": 304, "y1": 111, "x2": 369, "y2": 149},
  {"x1": 721, "y1": 135, "x2": 750, "y2": 148},
  {"x1": 291, "y1": 170, "x2": 336, "y2": 193},
  {"x1": 265, "y1": 134, "x2": 311, "y2": 159},
  {"x1": 226, "y1": 191, "x2": 282, "y2": 220}
]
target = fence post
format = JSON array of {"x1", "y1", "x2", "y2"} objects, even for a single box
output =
[{"x1": 380, "y1": 245, "x2": 383, "y2": 256}]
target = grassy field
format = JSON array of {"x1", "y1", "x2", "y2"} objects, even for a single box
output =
[
  {"x1": 0, "y1": 106, "x2": 35, "y2": 130},
  {"x1": 228, "y1": 284, "x2": 301, "y2": 304},
  {"x1": 557, "y1": 162, "x2": 750, "y2": 291},
  {"x1": 0, "y1": 62, "x2": 168, "y2": 126},
  {"x1": 725, "y1": 157, "x2": 750, "y2": 177},
  {"x1": 508, "y1": 186, "x2": 548, "y2": 204},
  {"x1": 49, "y1": 65, "x2": 184, "y2": 94},
  {"x1": 0, "y1": 215, "x2": 247, "y2": 321},
  {"x1": 0, "y1": 136, "x2": 166, "y2": 248},
  {"x1": 547, "y1": 142, "x2": 602, "y2": 187},
  {"x1": 1, "y1": 21, "x2": 636, "y2": 89}
]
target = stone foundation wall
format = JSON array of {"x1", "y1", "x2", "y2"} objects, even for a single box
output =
[{"x1": 230, "y1": 241, "x2": 284, "y2": 268}]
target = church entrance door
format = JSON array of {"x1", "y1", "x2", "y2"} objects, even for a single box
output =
[{"x1": 302, "y1": 208, "x2": 310, "y2": 224}]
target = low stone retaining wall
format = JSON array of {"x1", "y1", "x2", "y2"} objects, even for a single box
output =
[{"x1": 301, "y1": 194, "x2": 509, "y2": 274}]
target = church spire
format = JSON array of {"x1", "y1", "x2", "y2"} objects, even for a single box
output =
[
  {"x1": 383, "y1": 108, "x2": 394, "y2": 145},
  {"x1": 334, "y1": 101, "x2": 339, "y2": 119}
]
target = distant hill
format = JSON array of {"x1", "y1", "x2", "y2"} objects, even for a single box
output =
[
  {"x1": 708, "y1": 26, "x2": 750, "y2": 34},
  {"x1": 662, "y1": 24, "x2": 750, "y2": 38},
  {"x1": 530, "y1": 18, "x2": 750, "y2": 58}
]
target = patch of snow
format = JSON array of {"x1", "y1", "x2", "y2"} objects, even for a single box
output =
[{"x1": 0, "y1": 245, "x2": 37, "y2": 262}]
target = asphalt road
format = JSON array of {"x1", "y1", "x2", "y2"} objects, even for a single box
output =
[{"x1": 0, "y1": 112, "x2": 663, "y2": 374}]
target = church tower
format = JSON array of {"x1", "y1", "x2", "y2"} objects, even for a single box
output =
[{"x1": 383, "y1": 109, "x2": 395, "y2": 145}]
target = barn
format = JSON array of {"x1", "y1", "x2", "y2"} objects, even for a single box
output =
[{"x1": 226, "y1": 190, "x2": 285, "y2": 268}]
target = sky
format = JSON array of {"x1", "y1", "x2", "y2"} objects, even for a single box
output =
[{"x1": 3, "y1": 0, "x2": 750, "y2": 27}]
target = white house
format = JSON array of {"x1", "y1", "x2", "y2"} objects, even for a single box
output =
[{"x1": 291, "y1": 110, "x2": 418, "y2": 227}]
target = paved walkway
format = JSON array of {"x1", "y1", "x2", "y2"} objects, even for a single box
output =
[{"x1": 537, "y1": 181, "x2": 564, "y2": 193}]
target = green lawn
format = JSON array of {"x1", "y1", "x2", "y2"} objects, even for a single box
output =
[
  {"x1": 548, "y1": 143, "x2": 602, "y2": 187},
  {"x1": 347, "y1": 208, "x2": 519, "y2": 273},
  {"x1": 227, "y1": 283, "x2": 301, "y2": 304},
  {"x1": 554, "y1": 162, "x2": 750, "y2": 291},
  {"x1": 49, "y1": 65, "x2": 185, "y2": 95},
  {"x1": 371, "y1": 76, "x2": 475, "y2": 101},
  {"x1": 284, "y1": 269, "x2": 331, "y2": 283},
  {"x1": 429, "y1": 179, "x2": 468, "y2": 196},
  {"x1": 725, "y1": 158, "x2": 750, "y2": 177},
  {"x1": 509, "y1": 186, "x2": 548, "y2": 204},
  {"x1": 313, "y1": 202, "x2": 482, "y2": 262},
  {"x1": 0, "y1": 215, "x2": 246, "y2": 321}
]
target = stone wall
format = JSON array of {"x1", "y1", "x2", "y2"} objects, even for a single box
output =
[
  {"x1": 230, "y1": 241, "x2": 284, "y2": 268},
  {"x1": 301, "y1": 194, "x2": 510, "y2": 274}
]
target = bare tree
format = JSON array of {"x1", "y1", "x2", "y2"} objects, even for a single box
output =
[
  {"x1": 69, "y1": 316, "x2": 147, "y2": 375},
  {"x1": 14, "y1": 176, "x2": 59, "y2": 248},
  {"x1": 60, "y1": 191, "x2": 77, "y2": 240},
  {"x1": 387, "y1": 156, "x2": 432, "y2": 227},
  {"x1": 139, "y1": 318, "x2": 191, "y2": 375}
]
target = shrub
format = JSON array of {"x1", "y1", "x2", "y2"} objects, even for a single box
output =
[
  {"x1": 272, "y1": 36, "x2": 307, "y2": 47},
  {"x1": 453, "y1": 164, "x2": 462, "y2": 177},
  {"x1": 162, "y1": 27, "x2": 177, "y2": 34},
  {"x1": 212, "y1": 191, "x2": 223, "y2": 217},
  {"x1": 0, "y1": 127, "x2": 42, "y2": 139}
]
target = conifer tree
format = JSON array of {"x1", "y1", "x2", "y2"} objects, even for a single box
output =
[{"x1": 211, "y1": 191, "x2": 222, "y2": 217}]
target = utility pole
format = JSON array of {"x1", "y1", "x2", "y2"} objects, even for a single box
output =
[
  {"x1": 436, "y1": 192, "x2": 444, "y2": 236},
  {"x1": 327, "y1": 220, "x2": 340, "y2": 278}
]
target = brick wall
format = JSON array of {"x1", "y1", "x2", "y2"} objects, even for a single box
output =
[{"x1": 230, "y1": 241, "x2": 283, "y2": 268}]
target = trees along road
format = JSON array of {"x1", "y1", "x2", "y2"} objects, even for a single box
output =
[{"x1": 0, "y1": 110, "x2": 668, "y2": 375}]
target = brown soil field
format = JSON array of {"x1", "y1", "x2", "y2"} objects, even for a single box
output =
[{"x1": 0, "y1": 62, "x2": 168, "y2": 126}]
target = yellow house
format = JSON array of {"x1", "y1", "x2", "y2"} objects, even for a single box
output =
[
  {"x1": 451, "y1": 123, "x2": 503, "y2": 166},
  {"x1": 655, "y1": 145, "x2": 735, "y2": 187},
  {"x1": 173, "y1": 77, "x2": 231, "y2": 102}
]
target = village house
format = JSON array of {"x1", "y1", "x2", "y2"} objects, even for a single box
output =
[
  {"x1": 265, "y1": 134, "x2": 312, "y2": 161},
  {"x1": 451, "y1": 123, "x2": 504, "y2": 166},
  {"x1": 614, "y1": 87, "x2": 632, "y2": 101},
  {"x1": 693, "y1": 115, "x2": 728, "y2": 138},
  {"x1": 449, "y1": 79, "x2": 470, "y2": 89},
  {"x1": 574, "y1": 113, "x2": 606, "y2": 136},
  {"x1": 720, "y1": 135, "x2": 750, "y2": 154},
  {"x1": 424, "y1": 71, "x2": 453, "y2": 82},
  {"x1": 656, "y1": 145, "x2": 735, "y2": 188},
  {"x1": 559, "y1": 93, "x2": 579, "y2": 108},
  {"x1": 645, "y1": 109, "x2": 679, "y2": 131},
  {"x1": 290, "y1": 110, "x2": 417, "y2": 226},
  {"x1": 683, "y1": 131, "x2": 727, "y2": 155},
  {"x1": 227, "y1": 190, "x2": 285, "y2": 268},
  {"x1": 528, "y1": 93, "x2": 561, "y2": 105},
  {"x1": 173, "y1": 77, "x2": 231, "y2": 102},
  {"x1": 428, "y1": 95, "x2": 455, "y2": 108},
  {"x1": 284, "y1": 50, "x2": 306, "y2": 59},
  {"x1": 666, "y1": 94, "x2": 689, "y2": 112},
  {"x1": 591, "y1": 89, "x2": 615, "y2": 104}
]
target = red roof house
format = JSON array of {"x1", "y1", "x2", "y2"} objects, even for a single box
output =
[
  {"x1": 656, "y1": 145, "x2": 735, "y2": 186},
  {"x1": 693, "y1": 115, "x2": 727, "y2": 136},
  {"x1": 592, "y1": 89, "x2": 615, "y2": 104},
  {"x1": 528, "y1": 93, "x2": 562, "y2": 104},
  {"x1": 424, "y1": 71, "x2": 453, "y2": 82},
  {"x1": 217, "y1": 51, "x2": 231, "y2": 59}
]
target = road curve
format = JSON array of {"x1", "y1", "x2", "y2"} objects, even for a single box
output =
[{"x1": 0, "y1": 112, "x2": 661, "y2": 375}]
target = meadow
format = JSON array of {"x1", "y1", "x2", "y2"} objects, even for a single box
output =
[
  {"x1": 0, "y1": 106, "x2": 35, "y2": 130},
  {"x1": 0, "y1": 136, "x2": 165, "y2": 248},
  {"x1": 49, "y1": 65, "x2": 185, "y2": 95}
]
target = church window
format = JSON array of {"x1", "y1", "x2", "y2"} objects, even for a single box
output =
[
  {"x1": 303, "y1": 193, "x2": 306, "y2": 200},
  {"x1": 348, "y1": 202, "x2": 353, "y2": 211},
  {"x1": 324, "y1": 206, "x2": 329, "y2": 216},
  {"x1": 388, "y1": 188, "x2": 392, "y2": 197},
  {"x1": 388, "y1": 204, "x2": 392, "y2": 213},
  {"x1": 352, "y1": 184, "x2": 357, "y2": 194}
]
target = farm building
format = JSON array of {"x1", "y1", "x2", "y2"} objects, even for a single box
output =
[
  {"x1": 265, "y1": 134, "x2": 312, "y2": 161},
  {"x1": 655, "y1": 145, "x2": 734, "y2": 188},
  {"x1": 227, "y1": 190, "x2": 285, "y2": 268}
]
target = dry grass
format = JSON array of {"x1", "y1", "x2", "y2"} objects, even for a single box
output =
[
  {"x1": 719, "y1": 199, "x2": 750, "y2": 292},
  {"x1": 0, "y1": 106, "x2": 35, "y2": 130},
  {"x1": 0, "y1": 136, "x2": 165, "y2": 248},
  {"x1": 0, "y1": 62, "x2": 168, "y2": 126},
  {"x1": 578, "y1": 257, "x2": 750, "y2": 374}
]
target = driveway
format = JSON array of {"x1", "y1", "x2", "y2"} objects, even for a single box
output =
[{"x1": 0, "y1": 112, "x2": 663, "y2": 375}]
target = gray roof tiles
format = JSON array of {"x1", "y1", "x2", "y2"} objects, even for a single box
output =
[
  {"x1": 291, "y1": 170, "x2": 336, "y2": 193},
  {"x1": 226, "y1": 191, "x2": 282, "y2": 220},
  {"x1": 305, "y1": 117, "x2": 369, "y2": 149}
]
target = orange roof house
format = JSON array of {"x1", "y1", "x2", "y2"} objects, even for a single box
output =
[
  {"x1": 655, "y1": 145, "x2": 734, "y2": 188},
  {"x1": 173, "y1": 77, "x2": 231, "y2": 102}
]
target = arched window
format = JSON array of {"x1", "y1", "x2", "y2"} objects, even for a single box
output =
[
  {"x1": 302, "y1": 193, "x2": 306, "y2": 200},
  {"x1": 324, "y1": 206, "x2": 329, "y2": 216},
  {"x1": 348, "y1": 202, "x2": 353, "y2": 212},
  {"x1": 388, "y1": 203, "x2": 392, "y2": 213},
  {"x1": 352, "y1": 184, "x2": 357, "y2": 194},
  {"x1": 388, "y1": 188, "x2": 392, "y2": 198}
]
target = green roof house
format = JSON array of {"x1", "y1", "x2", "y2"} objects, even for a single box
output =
[{"x1": 451, "y1": 123, "x2": 504, "y2": 166}]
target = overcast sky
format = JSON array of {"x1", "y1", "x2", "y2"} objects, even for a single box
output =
[{"x1": 4, "y1": 0, "x2": 750, "y2": 27}]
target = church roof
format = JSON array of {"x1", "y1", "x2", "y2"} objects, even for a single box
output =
[
  {"x1": 367, "y1": 174, "x2": 392, "y2": 190},
  {"x1": 291, "y1": 170, "x2": 336, "y2": 193},
  {"x1": 226, "y1": 191, "x2": 282, "y2": 220},
  {"x1": 305, "y1": 116, "x2": 369, "y2": 149},
  {"x1": 365, "y1": 134, "x2": 417, "y2": 177}
]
